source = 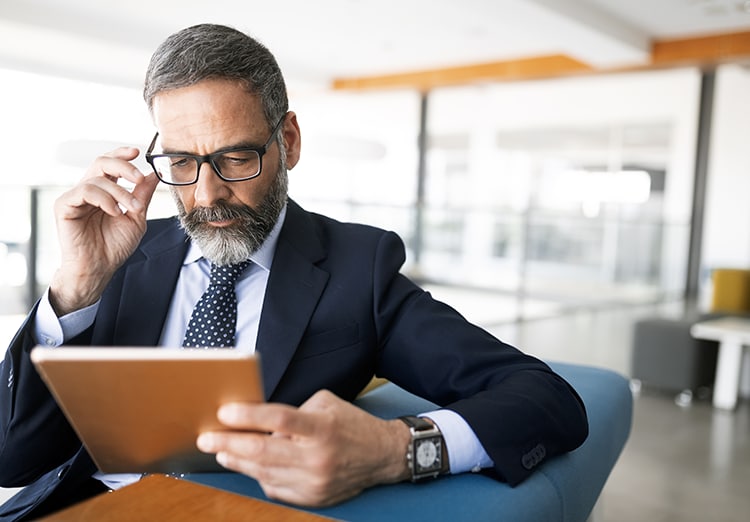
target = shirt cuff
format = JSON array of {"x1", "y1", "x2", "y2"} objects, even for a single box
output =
[
  {"x1": 421, "y1": 409, "x2": 494, "y2": 475},
  {"x1": 33, "y1": 288, "x2": 100, "y2": 347}
]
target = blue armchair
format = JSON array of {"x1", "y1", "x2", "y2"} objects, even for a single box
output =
[{"x1": 187, "y1": 362, "x2": 633, "y2": 522}]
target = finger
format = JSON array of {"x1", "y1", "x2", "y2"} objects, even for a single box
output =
[
  {"x1": 217, "y1": 390, "x2": 345, "y2": 434},
  {"x1": 215, "y1": 402, "x2": 320, "y2": 437},
  {"x1": 216, "y1": 450, "x2": 358, "y2": 509},
  {"x1": 130, "y1": 171, "x2": 160, "y2": 212},
  {"x1": 57, "y1": 177, "x2": 143, "y2": 218},
  {"x1": 204, "y1": 437, "x2": 326, "y2": 503},
  {"x1": 197, "y1": 431, "x2": 308, "y2": 475},
  {"x1": 103, "y1": 146, "x2": 140, "y2": 162},
  {"x1": 211, "y1": 448, "x2": 311, "y2": 501},
  {"x1": 214, "y1": 450, "x2": 317, "y2": 498},
  {"x1": 298, "y1": 389, "x2": 340, "y2": 412},
  {"x1": 199, "y1": 427, "x2": 303, "y2": 455},
  {"x1": 85, "y1": 149, "x2": 146, "y2": 186}
]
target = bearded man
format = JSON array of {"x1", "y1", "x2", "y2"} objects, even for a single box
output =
[{"x1": 0, "y1": 23, "x2": 587, "y2": 521}]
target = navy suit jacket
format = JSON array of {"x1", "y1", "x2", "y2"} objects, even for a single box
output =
[{"x1": 0, "y1": 200, "x2": 588, "y2": 520}]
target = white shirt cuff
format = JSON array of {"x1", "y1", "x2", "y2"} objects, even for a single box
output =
[
  {"x1": 33, "y1": 288, "x2": 100, "y2": 346},
  {"x1": 421, "y1": 409, "x2": 494, "y2": 474}
]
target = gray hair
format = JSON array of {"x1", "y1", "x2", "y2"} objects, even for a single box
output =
[{"x1": 143, "y1": 23, "x2": 288, "y2": 130}]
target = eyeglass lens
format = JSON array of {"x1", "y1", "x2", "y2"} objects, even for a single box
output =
[{"x1": 150, "y1": 150, "x2": 262, "y2": 185}]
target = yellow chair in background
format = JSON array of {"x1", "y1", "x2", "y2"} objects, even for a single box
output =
[{"x1": 711, "y1": 268, "x2": 750, "y2": 314}]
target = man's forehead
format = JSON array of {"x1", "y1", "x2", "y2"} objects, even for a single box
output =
[
  {"x1": 151, "y1": 81, "x2": 267, "y2": 150},
  {"x1": 152, "y1": 80, "x2": 263, "y2": 123}
]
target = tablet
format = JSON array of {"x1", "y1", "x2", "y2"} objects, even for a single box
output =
[{"x1": 30, "y1": 346, "x2": 264, "y2": 474}]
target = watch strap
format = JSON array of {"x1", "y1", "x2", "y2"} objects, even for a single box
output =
[{"x1": 399, "y1": 415, "x2": 435, "y2": 432}]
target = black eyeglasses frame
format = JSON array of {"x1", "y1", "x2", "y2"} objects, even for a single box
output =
[{"x1": 144, "y1": 114, "x2": 287, "y2": 186}]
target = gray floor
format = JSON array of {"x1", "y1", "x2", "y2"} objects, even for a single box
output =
[{"x1": 2, "y1": 299, "x2": 749, "y2": 520}]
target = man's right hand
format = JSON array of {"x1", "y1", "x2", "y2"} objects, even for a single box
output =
[{"x1": 49, "y1": 147, "x2": 160, "y2": 316}]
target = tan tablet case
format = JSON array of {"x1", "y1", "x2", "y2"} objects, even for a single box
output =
[{"x1": 30, "y1": 347, "x2": 263, "y2": 474}]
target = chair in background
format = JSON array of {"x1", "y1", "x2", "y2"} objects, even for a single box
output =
[
  {"x1": 630, "y1": 268, "x2": 750, "y2": 405},
  {"x1": 710, "y1": 268, "x2": 750, "y2": 313}
]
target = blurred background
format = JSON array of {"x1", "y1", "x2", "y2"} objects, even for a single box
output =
[{"x1": 1, "y1": 1, "x2": 749, "y2": 520}]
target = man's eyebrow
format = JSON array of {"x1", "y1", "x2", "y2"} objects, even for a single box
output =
[{"x1": 160, "y1": 140, "x2": 261, "y2": 155}]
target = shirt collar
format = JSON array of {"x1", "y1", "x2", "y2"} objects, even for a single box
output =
[{"x1": 183, "y1": 203, "x2": 287, "y2": 272}]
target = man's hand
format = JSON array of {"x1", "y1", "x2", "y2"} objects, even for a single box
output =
[
  {"x1": 197, "y1": 389, "x2": 412, "y2": 507},
  {"x1": 50, "y1": 147, "x2": 159, "y2": 316}
]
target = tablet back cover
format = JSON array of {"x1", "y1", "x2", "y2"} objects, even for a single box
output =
[{"x1": 30, "y1": 347, "x2": 263, "y2": 474}]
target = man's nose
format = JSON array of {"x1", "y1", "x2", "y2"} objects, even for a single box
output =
[{"x1": 193, "y1": 161, "x2": 230, "y2": 206}]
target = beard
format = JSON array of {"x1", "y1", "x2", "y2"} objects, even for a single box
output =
[{"x1": 172, "y1": 165, "x2": 288, "y2": 266}]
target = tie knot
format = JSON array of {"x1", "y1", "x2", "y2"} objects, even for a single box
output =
[{"x1": 209, "y1": 261, "x2": 250, "y2": 287}]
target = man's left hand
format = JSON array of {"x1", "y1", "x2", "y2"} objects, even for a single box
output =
[{"x1": 197, "y1": 389, "x2": 411, "y2": 507}]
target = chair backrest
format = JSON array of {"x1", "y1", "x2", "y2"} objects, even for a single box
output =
[{"x1": 711, "y1": 268, "x2": 750, "y2": 313}]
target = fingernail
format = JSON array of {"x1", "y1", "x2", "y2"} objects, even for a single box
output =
[
  {"x1": 217, "y1": 404, "x2": 239, "y2": 422},
  {"x1": 131, "y1": 198, "x2": 143, "y2": 210},
  {"x1": 196, "y1": 433, "x2": 214, "y2": 451},
  {"x1": 216, "y1": 452, "x2": 229, "y2": 467}
]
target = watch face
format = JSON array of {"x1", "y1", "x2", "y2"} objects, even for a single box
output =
[{"x1": 415, "y1": 439, "x2": 440, "y2": 471}]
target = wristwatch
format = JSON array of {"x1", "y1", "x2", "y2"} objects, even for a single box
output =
[{"x1": 399, "y1": 415, "x2": 445, "y2": 481}]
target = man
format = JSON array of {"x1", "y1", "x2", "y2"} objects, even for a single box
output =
[{"x1": 0, "y1": 24, "x2": 587, "y2": 520}]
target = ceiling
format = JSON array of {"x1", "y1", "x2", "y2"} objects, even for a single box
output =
[{"x1": 1, "y1": 0, "x2": 749, "y2": 92}]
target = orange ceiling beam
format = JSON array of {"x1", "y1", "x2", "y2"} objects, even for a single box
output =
[
  {"x1": 332, "y1": 54, "x2": 593, "y2": 91},
  {"x1": 651, "y1": 29, "x2": 750, "y2": 65},
  {"x1": 332, "y1": 30, "x2": 750, "y2": 91}
]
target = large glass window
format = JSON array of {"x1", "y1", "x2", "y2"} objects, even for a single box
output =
[
  {"x1": 0, "y1": 188, "x2": 30, "y2": 315},
  {"x1": 288, "y1": 89, "x2": 421, "y2": 263},
  {"x1": 423, "y1": 69, "x2": 701, "y2": 315}
]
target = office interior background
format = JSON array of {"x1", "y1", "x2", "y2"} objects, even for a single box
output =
[{"x1": 1, "y1": 1, "x2": 749, "y2": 520}]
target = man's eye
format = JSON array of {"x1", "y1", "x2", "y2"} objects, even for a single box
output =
[
  {"x1": 221, "y1": 151, "x2": 256, "y2": 164},
  {"x1": 225, "y1": 156, "x2": 250, "y2": 165},
  {"x1": 170, "y1": 157, "x2": 192, "y2": 168}
]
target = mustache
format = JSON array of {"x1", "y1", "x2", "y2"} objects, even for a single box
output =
[{"x1": 183, "y1": 202, "x2": 259, "y2": 225}]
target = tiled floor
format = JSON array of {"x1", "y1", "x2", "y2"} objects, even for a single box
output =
[{"x1": 2, "y1": 297, "x2": 749, "y2": 520}]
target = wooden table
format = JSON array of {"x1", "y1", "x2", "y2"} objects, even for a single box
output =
[
  {"x1": 37, "y1": 474, "x2": 336, "y2": 522},
  {"x1": 691, "y1": 316, "x2": 750, "y2": 410}
]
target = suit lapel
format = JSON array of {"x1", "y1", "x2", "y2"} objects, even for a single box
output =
[
  {"x1": 112, "y1": 220, "x2": 189, "y2": 346},
  {"x1": 256, "y1": 201, "x2": 329, "y2": 399}
]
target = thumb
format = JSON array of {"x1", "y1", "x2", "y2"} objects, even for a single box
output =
[{"x1": 131, "y1": 172, "x2": 161, "y2": 214}]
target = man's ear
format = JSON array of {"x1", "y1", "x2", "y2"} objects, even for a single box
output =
[{"x1": 282, "y1": 111, "x2": 301, "y2": 169}]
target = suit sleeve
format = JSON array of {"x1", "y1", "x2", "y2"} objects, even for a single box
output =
[
  {"x1": 0, "y1": 307, "x2": 84, "y2": 487},
  {"x1": 372, "y1": 231, "x2": 588, "y2": 485}
]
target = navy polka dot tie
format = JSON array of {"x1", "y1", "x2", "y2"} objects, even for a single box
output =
[{"x1": 182, "y1": 261, "x2": 250, "y2": 348}]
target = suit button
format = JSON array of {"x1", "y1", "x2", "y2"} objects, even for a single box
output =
[
  {"x1": 57, "y1": 464, "x2": 71, "y2": 480},
  {"x1": 521, "y1": 454, "x2": 535, "y2": 470},
  {"x1": 521, "y1": 444, "x2": 547, "y2": 470}
]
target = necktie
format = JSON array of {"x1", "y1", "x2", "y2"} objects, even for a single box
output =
[{"x1": 182, "y1": 261, "x2": 250, "y2": 348}]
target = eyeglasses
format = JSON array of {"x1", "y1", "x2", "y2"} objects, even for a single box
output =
[{"x1": 145, "y1": 114, "x2": 286, "y2": 186}]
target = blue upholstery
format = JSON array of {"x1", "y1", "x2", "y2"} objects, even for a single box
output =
[{"x1": 185, "y1": 362, "x2": 632, "y2": 522}]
